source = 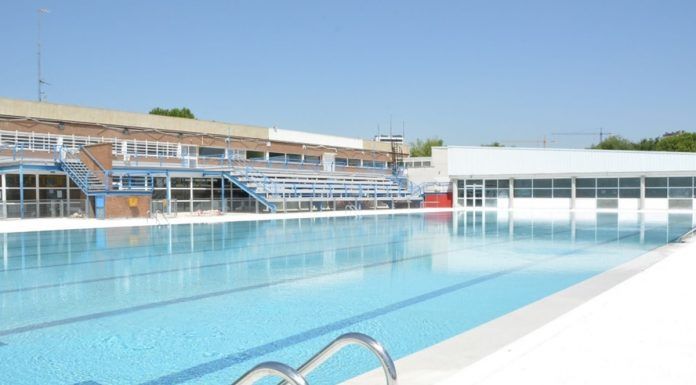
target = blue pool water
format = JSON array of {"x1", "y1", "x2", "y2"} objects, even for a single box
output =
[{"x1": 0, "y1": 212, "x2": 693, "y2": 385}]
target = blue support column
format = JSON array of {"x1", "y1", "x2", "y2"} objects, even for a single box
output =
[
  {"x1": 166, "y1": 172, "x2": 172, "y2": 215},
  {"x1": 221, "y1": 175, "x2": 226, "y2": 213},
  {"x1": 19, "y1": 164, "x2": 24, "y2": 219}
]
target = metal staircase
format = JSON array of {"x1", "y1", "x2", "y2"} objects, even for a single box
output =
[
  {"x1": 231, "y1": 332, "x2": 397, "y2": 385},
  {"x1": 59, "y1": 149, "x2": 107, "y2": 195},
  {"x1": 221, "y1": 171, "x2": 278, "y2": 213},
  {"x1": 209, "y1": 160, "x2": 423, "y2": 211}
]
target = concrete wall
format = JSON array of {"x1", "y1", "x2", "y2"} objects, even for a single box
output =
[{"x1": 0, "y1": 97, "x2": 401, "y2": 154}]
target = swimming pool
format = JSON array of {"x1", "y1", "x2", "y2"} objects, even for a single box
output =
[{"x1": 0, "y1": 212, "x2": 693, "y2": 385}]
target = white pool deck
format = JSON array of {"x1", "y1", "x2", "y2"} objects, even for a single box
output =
[{"x1": 1, "y1": 208, "x2": 695, "y2": 384}]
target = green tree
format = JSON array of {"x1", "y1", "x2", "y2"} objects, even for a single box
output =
[
  {"x1": 635, "y1": 137, "x2": 659, "y2": 151},
  {"x1": 483, "y1": 141, "x2": 505, "y2": 147},
  {"x1": 409, "y1": 137, "x2": 444, "y2": 157},
  {"x1": 590, "y1": 136, "x2": 636, "y2": 150},
  {"x1": 149, "y1": 107, "x2": 196, "y2": 119},
  {"x1": 655, "y1": 132, "x2": 696, "y2": 152}
]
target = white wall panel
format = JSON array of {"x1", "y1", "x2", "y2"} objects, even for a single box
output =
[
  {"x1": 445, "y1": 146, "x2": 696, "y2": 177},
  {"x1": 269, "y1": 128, "x2": 364, "y2": 149}
]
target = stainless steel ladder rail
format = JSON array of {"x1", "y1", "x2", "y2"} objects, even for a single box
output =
[
  {"x1": 678, "y1": 225, "x2": 696, "y2": 242},
  {"x1": 232, "y1": 362, "x2": 308, "y2": 385},
  {"x1": 279, "y1": 332, "x2": 397, "y2": 385}
]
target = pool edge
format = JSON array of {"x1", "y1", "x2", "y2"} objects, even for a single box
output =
[{"x1": 341, "y1": 239, "x2": 687, "y2": 385}]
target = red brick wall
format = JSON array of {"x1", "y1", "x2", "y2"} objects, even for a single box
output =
[
  {"x1": 105, "y1": 195, "x2": 151, "y2": 218},
  {"x1": 80, "y1": 143, "x2": 113, "y2": 171}
]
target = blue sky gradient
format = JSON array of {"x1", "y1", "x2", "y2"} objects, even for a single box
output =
[{"x1": 2, "y1": 0, "x2": 695, "y2": 147}]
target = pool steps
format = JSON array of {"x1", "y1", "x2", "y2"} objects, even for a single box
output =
[{"x1": 232, "y1": 332, "x2": 397, "y2": 385}]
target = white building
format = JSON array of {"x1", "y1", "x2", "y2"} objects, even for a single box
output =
[{"x1": 412, "y1": 146, "x2": 696, "y2": 211}]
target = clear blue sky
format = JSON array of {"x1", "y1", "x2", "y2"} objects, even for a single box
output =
[{"x1": 2, "y1": 1, "x2": 695, "y2": 148}]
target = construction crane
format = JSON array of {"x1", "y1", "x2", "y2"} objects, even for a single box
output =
[
  {"x1": 498, "y1": 135, "x2": 555, "y2": 148},
  {"x1": 552, "y1": 128, "x2": 615, "y2": 145}
]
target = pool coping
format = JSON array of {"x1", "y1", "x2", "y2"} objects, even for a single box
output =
[
  {"x1": 0, "y1": 208, "x2": 456, "y2": 234},
  {"x1": 342, "y1": 237, "x2": 687, "y2": 385}
]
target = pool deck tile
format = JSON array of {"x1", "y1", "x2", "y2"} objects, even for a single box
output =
[{"x1": 344, "y1": 237, "x2": 696, "y2": 385}]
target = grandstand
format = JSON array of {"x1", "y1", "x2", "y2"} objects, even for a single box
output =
[{"x1": 0, "y1": 97, "x2": 422, "y2": 219}]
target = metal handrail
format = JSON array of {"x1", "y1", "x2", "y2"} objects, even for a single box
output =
[
  {"x1": 280, "y1": 332, "x2": 397, "y2": 385},
  {"x1": 678, "y1": 226, "x2": 696, "y2": 242},
  {"x1": 232, "y1": 362, "x2": 308, "y2": 385}
]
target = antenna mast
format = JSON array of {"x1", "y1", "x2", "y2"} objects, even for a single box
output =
[{"x1": 37, "y1": 8, "x2": 50, "y2": 102}]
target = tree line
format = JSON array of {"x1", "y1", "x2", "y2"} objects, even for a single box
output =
[{"x1": 591, "y1": 131, "x2": 696, "y2": 152}]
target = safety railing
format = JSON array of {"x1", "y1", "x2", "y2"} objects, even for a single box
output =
[
  {"x1": 231, "y1": 332, "x2": 397, "y2": 385},
  {"x1": 232, "y1": 362, "x2": 308, "y2": 385}
]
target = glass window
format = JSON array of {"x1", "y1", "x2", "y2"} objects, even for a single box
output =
[
  {"x1": 597, "y1": 188, "x2": 618, "y2": 198},
  {"x1": 286, "y1": 154, "x2": 302, "y2": 163},
  {"x1": 171, "y1": 178, "x2": 190, "y2": 188},
  {"x1": 669, "y1": 188, "x2": 693, "y2": 198},
  {"x1": 467, "y1": 179, "x2": 483, "y2": 185},
  {"x1": 348, "y1": 159, "x2": 361, "y2": 167},
  {"x1": 498, "y1": 179, "x2": 509, "y2": 188},
  {"x1": 192, "y1": 178, "x2": 210, "y2": 188},
  {"x1": 597, "y1": 178, "x2": 618, "y2": 188},
  {"x1": 533, "y1": 179, "x2": 552, "y2": 188},
  {"x1": 619, "y1": 178, "x2": 641, "y2": 188},
  {"x1": 23, "y1": 175, "x2": 37, "y2": 187},
  {"x1": 457, "y1": 180, "x2": 465, "y2": 188},
  {"x1": 533, "y1": 189, "x2": 552, "y2": 198},
  {"x1": 514, "y1": 188, "x2": 532, "y2": 198},
  {"x1": 5, "y1": 189, "x2": 36, "y2": 201},
  {"x1": 247, "y1": 151, "x2": 265, "y2": 159},
  {"x1": 576, "y1": 188, "x2": 596, "y2": 198},
  {"x1": 485, "y1": 180, "x2": 497, "y2": 188},
  {"x1": 192, "y1": 189, "x2": 211, "y2": 199},
  {"x1": 485, "y1": 188, "x2": 497, "y2": 198},
  {"x1": 553, "y1": 179, "x2": 571, "y2": 188},
  {"x1": 576, "y1": 178, "x2": 595, "y2": 188},
  {"x1": 515, "y1": 179, "x2": 532, "y2": 188},
  {"x1": 5, "y1": 174, "x2": 20, "y2": 187},
  {"x1": 335, "y1": 158, "x2": 348, "y2": 166},
  {"x1": 553, "y1": 188, "x2": 571, "y2": 198},
  {"x1": 669, "y1": 177, "x2": 693, "y2": 187},
  {"x1": 645, "y1": 188, "x2": 667, "y2": 198},
  {"x1": 39, "y1": 189, "x2": 67, "y2": 200},
  {"x1": 646, "y1": 177, "x2": 667, "y2": 187},
  {"x1": 39, "y1": 175, "x2": 67, "y2": 187},
  {"x1": 198, "y1": 147, "x2": 225, "y2": 158},
  {"x1": 305, "y1": 155, "x2": 320, "y2": 164},
  {"x1": 619, "y1": 188, "x2": 640, "y2": 198},
  {"x1": 171, "y1": 190, "x2": 191, "y2": 200},
  {"x1": 497, "y1": 189, "x2": 509, "y2": 198}
]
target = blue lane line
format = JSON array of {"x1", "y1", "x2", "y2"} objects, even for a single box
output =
[
  {"x1": 0, "y1": 238, "x2": 504, "y2": 338},
  {"x1": 138, "y1": 230, "x2": 643, "y2": 385},
  {"x1": 0, "y1": 237, "x2": 411, "y2": 295}
]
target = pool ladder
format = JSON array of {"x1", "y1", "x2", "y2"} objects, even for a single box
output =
[
  {"x1": 678, "y1": 225, "x2": 696, "y2": 242},
  {"x1": 231, "y1": 332, "x2": 398, "y2": 385}
]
